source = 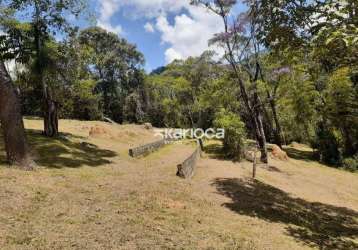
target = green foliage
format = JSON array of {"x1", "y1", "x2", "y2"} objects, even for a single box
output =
[
  {"x1": 279, "y1": 68, "x2": 318, "y2": 143},
  {"x1": 145, "y1": 74, "x2": 191, "y2": 127},
  {"x1": 314, "y1": 124, "x2": 342, "y2": 166},
  {"x1": 8, "y1": 25, "x2": 145, "y2": 123},
  {"x1": 312, "y1": 67, "x2": 358, "y2": 163},
  {"x1": 214, "y1": 109, "x2": 246, "y2": 160},
  {"x1": 342, "y1": 155, "x2": 358, "y2": 172},
  {"x1": 70, "y1": 79, "x2": 102, "y2": 120},
  {"x1": 78, "y1": 27, "x2": 145, "y2": 123},
  {"x1": 144, "y1": 52, "x2": 239, "y2": 129},
  {"x1": 325, "y1": 68, "x2": 357, "y2": 135}
]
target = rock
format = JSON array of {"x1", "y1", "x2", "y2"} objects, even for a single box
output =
[
  {"x1": 143, "y1": 123, "x2": 153, "y2": 130},
  {"x1": 177, "y1": 148, "x2": 201, "y2": 179},
  {"x1": 271, "y1": 144, "x2": 289, "y2": 161}
]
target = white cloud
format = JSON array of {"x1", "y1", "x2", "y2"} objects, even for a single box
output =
[
  {"x1": 97, "y1": 0, "x2": 123, "y2": 34},
  {"x1": 165, "y1": 48, "x2": 183, "y2": 62},
  {"x1": 97, "y1": 0, "x2": 224, "y2": 63},
  {"x1": 155, "y1": 6, "x2": 223, "y2": 63},
  {"x1": 144, "y1": 22, "x2": 155, "y2": 33},
  {"x1": 98, "y1": 20, "x2": 123, "y2": 34}
]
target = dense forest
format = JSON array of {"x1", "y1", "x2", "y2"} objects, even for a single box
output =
[{"x1": 0, "y1": 0, "x2": 357, "y2": 171}]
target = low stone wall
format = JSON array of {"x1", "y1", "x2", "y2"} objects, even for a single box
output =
[
  {"x1": 129, "y1": 139, "x2": 166, "y2": 158},
  {"x1": 177, "y1": 145, "x2": 201, "y2": 179}
]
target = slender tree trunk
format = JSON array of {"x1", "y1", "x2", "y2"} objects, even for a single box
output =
[
  {"x1": 262, "y1": 105, "x2": 274, "y2": 142},
  {"x1": 253, "y1": 92, "x2": 268, "y2": 163},
  {"x1": 40, "y1": 68, "x2": 58, "y2": 137},
  {"x1": 266, "y1": 90, "x2": 282, "y2": 148},
  {"x1": 35, "y1": 3, "x2": 58, "y2": 137},
  {"x1": 43, "y1": 87, "x2": 59, "y2": 137},
  {"x1": 228, "y1": 62, "x2": 268, "y2": 163},
  {"x1": 0, "y1": 61, "x2": 33, "y2": 169},
  {"x1": 257, "y1": 115, "x2": 268, "y2": 163},
  {"x1": 269, "y1": 99, "x2": 283, "y2": 148},
  {"x1": 219, "y1": 10, "x2": 268, "y2": 163}
]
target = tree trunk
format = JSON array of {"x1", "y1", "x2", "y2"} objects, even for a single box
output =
[
  {"x1": 253, "y1": 92, "x2": 268, "y2": 163},
  {"x1": 256, "y1": 114, "x2": 268, "y2": 163},
  {"x1": 229, "y1": 63, "x2": 269, "y2": 163},
  {"x1": 266, "y1": 90, "x2": 282, "y2": 148},
  {"x1": 43, "y1": 91, "x2": 59, "y2": 137},
  {"x1": 269, "y1": 99, "x2": 283, "y2": 148},
  {"x1": 39, "y1": 67, "x2": 58, "y2": 137},
  {"x1": 262, "y1": 105, "x2": 274, "y2": 142},
  {"x1": 35, "y1": 3, "x2": 58, "y2": 137},
  {"x1": 42, "y1": 80, "x2": 58, "y2": 137},
  {"x1": 0, "y1": 61, "x2": 33, "y2": 169}
]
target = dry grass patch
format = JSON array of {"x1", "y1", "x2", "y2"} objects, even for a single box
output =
[{"x1": 0, "y1": 119, "x2": 357, "y2": 249}]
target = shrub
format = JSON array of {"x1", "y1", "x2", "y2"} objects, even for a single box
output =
[
  {"x1": 314, "y1": 123, "x2": 342, "y2": 165},
  {"x1": 214, "y1": 109, "x2": 246, "y2": 160},
  {"x1": 342, "y1": 155, "x2": 358, "y2": 172}
]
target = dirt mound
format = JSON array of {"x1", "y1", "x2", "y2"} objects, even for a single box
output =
[
  {"x1": 79, "y1": 125, "x2": 90, "y2": 131},
  {"x1": 271, "y1": 144, "x2": 289, "y2": 161},
  {"x1": 89, "y1": 125, "x2": 112, "y2": 137}
]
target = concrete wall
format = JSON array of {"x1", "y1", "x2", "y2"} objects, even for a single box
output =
[
  {"x1": 129, "y1": 139, "x2": 166, "y2": 158},
  {"x1": 176, "y1": 146, "x2": 201, "y2": 179}
]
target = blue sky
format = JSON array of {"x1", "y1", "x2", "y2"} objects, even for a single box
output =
[{"x1": 76, "y1": 1, "x2": 247, "y2": 72}]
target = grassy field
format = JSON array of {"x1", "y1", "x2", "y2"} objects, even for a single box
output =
[{"x1": 0, "y1": 118, "x2": 357, "y2": 249}]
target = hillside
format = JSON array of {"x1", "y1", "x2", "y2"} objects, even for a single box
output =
[{"x1": 0, "y1": 118, "x2": 357, "y2": 249}]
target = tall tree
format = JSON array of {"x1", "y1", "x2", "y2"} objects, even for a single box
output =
[
  {"x1": 0, "y1": 61, "x2": 32, "y2": 169},
  {"x1": 5, "y1": 0, "x2": 86, "y2": 136},
  {"x1": 249, "y1": 0, "x2": 358, "y2": 163},
  {"x1": 78, "y1": 27, "x2": 144, "y2": 123},
  {"x1": 191, "y1": 0, "x2": 269, "y2": 162}
]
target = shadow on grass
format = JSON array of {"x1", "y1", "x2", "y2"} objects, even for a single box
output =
[
  {"x1": 212, "y1": 178, "x2": 358, "y2": 250},
  {"x1": 204, "y1": 143, "x2": 226, "y2": 159},
  {"x1": 266, "y1": 165, "x2": 283, "y2": 173},
  {"x1": 203, "y1": 142, "x2": 241, "y2": 162},
  {"x1": 0, "y1": 129, "x2": 117, "y2": 169},
  {"x1": 284, "y1": 147, "x2": 318, "y2": 162}
]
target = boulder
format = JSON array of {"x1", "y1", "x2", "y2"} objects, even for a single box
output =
[
  {"x1": 271, "y1": 144, "x2": 289, "y2": 161},
  {"x1": 143, "y1": 123, "x2": 153, "y2": 130}
]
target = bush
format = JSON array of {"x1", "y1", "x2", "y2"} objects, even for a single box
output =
[
  {"x1": 214, "y1": 109, "x2": 246, "y2": 160},
  {"x1": 342, "y1": 155, "x2": 358, "y2": 172},
  {"x1": 314, "y1": 123, "x2": 342, "y2": 165},
  {"x1": 71, "y1": 79, "x2": 102, "y2": 120}
]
